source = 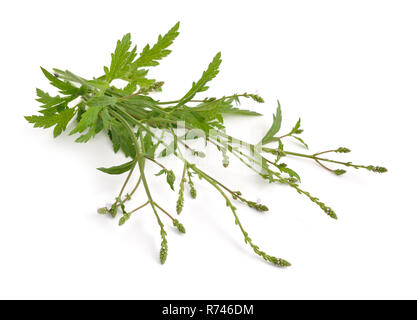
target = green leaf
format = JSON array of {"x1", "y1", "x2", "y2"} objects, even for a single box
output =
[
  {"x1": 100, "y1": 108, "x2": 113, "y2": 131},
  {"x1": 187, "y1": 99, "x2": 223, "y2": 121},
  {"x1": 108, "y1": 121, "x2": 136, "y2": 158},
  {"x1": 86, "y1": 95, "x2": 118, "y2": 107},
  {"x1": 291, "y1": 135, "x2": 309, "y2": 149},
  {"x1": 143, "y1": 132, "x2": 156, "y2": 158},
  {"x1": 166, "y1": 170, "x2": 176, "y2": 190},
  {"x1": 121, "y1": 81, "x2": 138, "y2": 95},
  {"x1": 154, "y1": 168, "x2": 176, "y2": 191},
  {"x1": 183, "y1": 98, "x2": 261, "y2": 125},
  {"x1": 155, "y1": 169, "x2": 166, "y2": 176},
  {"x1": 178, "y1": 109, "x2": 211, "y2": 133},
  {"x1": 86, "y1": 79, "x2": 109, "y2": 90},
  {"x1": 289, "y1": 118, "x2": 303, "y2": 135},
  {"x1": 38, "y1": 101, "x2": 68, "y2": 116},
  {"x1": 176, "y1": 52, "x2": 222, "y2": 107},
  {"x1": 70, "y1": 105, "x2": 103, "y2": 142},
  {"x1": 128, "y1": 69, "x2": 155, "y2": 87},
  {"x1": 97, "y1": 159, "x2": 136, "y2": 175},
  {"x1": 261, "y1": 100, "x2": 282, "y2": 144},
  {"x1": 70, "y1": 106, "x2": 102, "y2": 135},
  {"x1": 122, "y1": 94, "x2": 158, "y2": 109},
  {"x1": 40, "y1": 67, "x2": 79, "y2": 95},
  {"x1": 134, "y1": 22, "x2": 180, "y2": 68},
  {"x1": 53, "y1": 109, "x2": 76, "y2": 137},
  {"x1": 52, "y1": 69, "x2": 89, "y2": 87},
  {"x1": 70, "y1": 95, "x2": 118, "y2": 143},
  {"x1": 274, "y1": 138, "x2": 284, "y2": 163},
  {"x1": 159, "y1": 141, "x2": 176, "y2": 157},
  {"x1": 277, "y1": 163, "x2": 301, "y2": 182},
  {"x1": 104, "y1": 33, "x2": 137, "y2": 82},
  {"x1": 25, "y1": 108, "x2": 75, "y2": 137},
  {"x1": 36, "y1": 89, "x2": 63, "y2": 108},
  {"x1": 35, "y1": 89, "x2": 78, "y2": 117},
  {"x1": 218, "y1": 105, "x2": 262, "y2": 117}
]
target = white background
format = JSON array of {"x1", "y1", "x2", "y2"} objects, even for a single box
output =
[{"x1": 0, "y1": 0, "x2": 416, "y2": 299}]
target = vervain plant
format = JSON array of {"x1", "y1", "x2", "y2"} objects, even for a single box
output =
[{"x1": 25, "y1": 22, "x2": 387, "y2": 267}]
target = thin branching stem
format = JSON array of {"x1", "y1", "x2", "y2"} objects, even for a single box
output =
[
  {"x1": 314, "y1": 159, "x2": 334, "y2": 172},
  {"x1": 117, "y1": 164, "x2": 134, "y2": 199},
  {"x1": 284, "y1": 151, "x2": 371, "y2": 170},
  {"x1": 153, "y1": 202, "x2": 175, "y2": 221},
  {"x1": 127, "y1": 200, "x2": 150, "y2": 214},
  {"x1": 110, "y1": 108, "x2": 168, "y2": 264}
]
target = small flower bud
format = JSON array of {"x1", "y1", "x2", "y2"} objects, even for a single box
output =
[
  {"x1": 166, "y1": 170, "x2": 176, "y2": 190},
  {"x1": 173, "y1": 219, "x2": 186, "y2": 233},
  {"x1": 190, "y1": 187, "x2": 197, "y2": 199},
  {"x1": 109, "y1": 204, "x2": 118, "y2": 218},
  {"x1": 160, "y1": 246, "x2": 168, "y2": 264},
  {"x1": 325, "y1": 207, "x2": 337, "y2": 219},
  {"x1": 278, "y1": 259, "x2": 292, "y2": 267},
  {"x1": 374, "y1": 166, "x2": 387, "y2": 173},
  {"x1": 176, "y1": 194, "x2": 184, "y2": 215},
  {"x1": 97, "y1": 207, "x2": 108, "y2": 214},
  {"x1": 287, "y1": 177, "x2": 298, "y2": 183},
  {"x1": 193, "y1": 151, "x2": 205, "y2": 158},
  {"x1": 366, "y1": 165, "x2": 388, "y2": 173},
  {"x1": 232, "y1": 191, "x2": 241, "y2": 200},
  {"x1": 334, "y1": 169, "x2": 346, "y2": 176},
  {"x1": 335, "y1": 147, "x2": 351, "y2": 153},
  {"x1": 152, "y1": 81, "x2": 164, "y2": 90},
  {"x1": 257, "y1": 204, "x2": 269, "y2": 212},
  {"x1": 119, "y1": 214, "x2": 130, "y2": 226},
  {"x1": 247, "y1": 93, "x2": 264, "y2": 103}
]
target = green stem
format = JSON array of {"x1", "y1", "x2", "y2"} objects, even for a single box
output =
[
  {"x1": 109, "y1": 107, "x2": 168, "y2": 263},
  {"x1": 122, "y1": 176, "x2": 142, "y2": 204},
  {"x1": 153, "y1": 202, "x2": 175, "y2": 221},
  {"x1": 117, "y1": 164, "x2": 134, "y2": 199},
  {"x1": 212, "y1": 129, "x2": 375, "y2": 172},
  {"x1": 313, "y1": 149, "x2": 335, "y2": 156},
  {"x1": 145, "y1": 156, "x2": 167, "y2": 170},
  {"x1": 157, "y1": 94, "x2": 247, "y2": 105},
  {"x1": 314, "y1": 159, "x2": 334, "y2": 172},
  {"x1": 127, "y1": 200, "x2": 150, "y2": 214},
  {"x1": 190, "y1": 165, "x2": 290, "y2": 267},
  {"x1": 284, "y1": 151, "x2": 367, "y2": 169},
  {"x1": 278, "y1": 133, "x2": 291, "y2": 139},
  {"x1": 209, "y1": 137, "x2": 337, "y2": 219},
  {"x1": 114, "y1": 108, "x2": 259, "y2": 212}
]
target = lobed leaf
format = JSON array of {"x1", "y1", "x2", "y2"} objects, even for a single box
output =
[
  {"x1": 104, "y1": 33, "x2": 137, "y2": 82},
  {"x1": 40, "y1": 67, "x2": 80, "y2": 95},
  {"x1": 36, "y1": 89, "x2": 63, "y2": 108},
  {"x1": 25, "y1": 108, "x2": 75, "y2": 138},
  {"x1": 176, "y1": 52, "x2": 222, "y2": 107},
  {"x1": 134, "y1": 22, "x2": 180, "y2": 68}
]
